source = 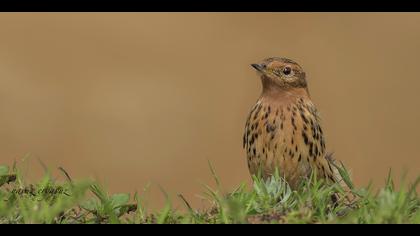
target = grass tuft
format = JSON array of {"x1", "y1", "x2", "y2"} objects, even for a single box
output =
[{"x1": 0, "y1": 162, "x2": 418, "y2": 224}]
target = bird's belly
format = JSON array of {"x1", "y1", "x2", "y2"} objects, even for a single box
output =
[
  {"x1": 243, "y1": 100, "x2": 326, "y2": 189},
  {"x1": 247, "y1": 131, "x2": 312, "y2": 189}
]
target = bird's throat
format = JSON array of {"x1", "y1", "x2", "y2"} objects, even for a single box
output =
[{"x1": 261, "y1": 86, "x2": 310, "y2": 104}]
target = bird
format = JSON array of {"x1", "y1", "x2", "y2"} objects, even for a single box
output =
[{"x1": 243, "y1": 57, "x2": 341, "y2": 189}]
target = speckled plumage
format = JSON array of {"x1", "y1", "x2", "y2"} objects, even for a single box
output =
[{"x1": 244, "y1": 57, "x2": 339, "y2": 189}]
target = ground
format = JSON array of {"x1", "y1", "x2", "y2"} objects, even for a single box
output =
[{"x1": 0, "y1": 161, "x2": 419, "y2": 224}]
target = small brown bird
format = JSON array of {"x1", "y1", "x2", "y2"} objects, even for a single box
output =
[{"x1": 243, "y1": 57, "x2": 340, "y2": 189}]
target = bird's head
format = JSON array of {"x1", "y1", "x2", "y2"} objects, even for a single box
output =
[{"x1": 251, "y1": 57, "x2": 307, "y2": 91}]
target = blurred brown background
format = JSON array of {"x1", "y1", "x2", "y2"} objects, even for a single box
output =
[{"x1": 0, "y1": 13, "x2": 419, "y2": 209}]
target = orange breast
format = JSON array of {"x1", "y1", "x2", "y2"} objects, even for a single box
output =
[{"x1": 243, "y1": 96, "x2": 336, "y2": 189}]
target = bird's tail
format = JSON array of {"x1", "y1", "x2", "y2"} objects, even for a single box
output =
[{"x1": 325, "y1": 152, "x2": 357, "y2": 203}]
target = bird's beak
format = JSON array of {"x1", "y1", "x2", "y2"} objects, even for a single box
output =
[{"x1": 251, "y1": 63, "x2": 264, "y2": 72}]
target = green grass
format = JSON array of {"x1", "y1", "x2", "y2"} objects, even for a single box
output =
[{"x1": 0, "y1": 161, "x2": 419, "y2": 224}]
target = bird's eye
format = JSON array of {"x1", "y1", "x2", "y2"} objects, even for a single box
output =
[{"x1": 283, "y1": 66, "x2": 292, "y2": 75}]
